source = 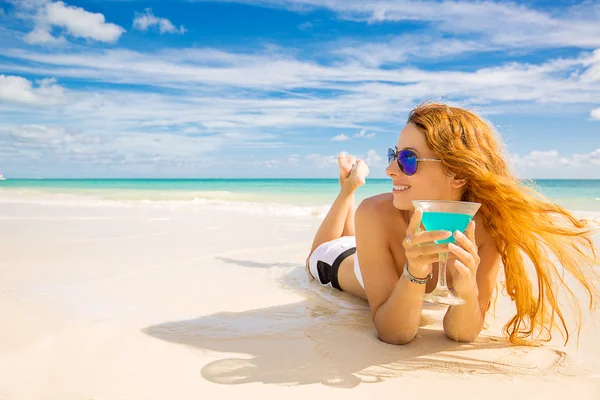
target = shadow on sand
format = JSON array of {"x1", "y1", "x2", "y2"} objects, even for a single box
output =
[{"x1": 142, "y1": 257, "x2": 573, "y2": 388}]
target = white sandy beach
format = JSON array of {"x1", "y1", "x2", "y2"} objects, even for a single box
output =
[{"x1": 1, "y1": 195, "x2": 599, "y2": 400}]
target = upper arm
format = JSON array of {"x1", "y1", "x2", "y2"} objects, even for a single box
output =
[
  {"x1": 355, "y1": 197, "x2": 399, "y2": 320},
  {"x1": 475, "y1": 235, "x2": 502, "y2": 314}
]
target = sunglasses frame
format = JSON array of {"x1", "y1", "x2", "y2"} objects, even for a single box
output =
[{"x1": 388, "y1": 147, "x2": 442, "y2": 176}]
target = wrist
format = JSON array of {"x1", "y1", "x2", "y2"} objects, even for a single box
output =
[
  {"x1": 406, "y1": 263, "x2": 431, "y2": 280},
  {"x1": 404, "y1": 263, "x2": 432, "y2": 285}
]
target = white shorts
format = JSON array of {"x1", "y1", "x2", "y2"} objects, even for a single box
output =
[{"x1": 307, "y1": 236, "x2": 364, "y2": 290}]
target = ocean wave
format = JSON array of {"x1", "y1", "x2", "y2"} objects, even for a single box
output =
[
  {"x1": 0, "y1": 190, "x2": 330, "y2": 218},
  {"x1": 2, "y1": 188, "x2": 600, "y2": 220}
]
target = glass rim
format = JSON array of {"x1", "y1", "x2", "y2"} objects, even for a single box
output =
[{"x1": 412, "y1": 199, "x2": 481, "y2": 207}]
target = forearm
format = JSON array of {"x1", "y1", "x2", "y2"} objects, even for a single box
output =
[
  {"x1": 374, "y1": 275, "x2": 426, "y2": 345},
  {"x1": 443, "y1": 290, "x2": 484, "y2": 342}
]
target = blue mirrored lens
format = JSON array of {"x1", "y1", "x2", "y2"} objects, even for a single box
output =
[
  {"x1": 398, "y1": 149, "x2": 417, "y2": 175},
  {"x1": 387, "y1": 148, "x2": 395, "y2": 165}
]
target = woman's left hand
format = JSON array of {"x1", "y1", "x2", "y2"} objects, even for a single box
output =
[{"x1": 447, "y1": 221, "x2": 480, "y2": 299}]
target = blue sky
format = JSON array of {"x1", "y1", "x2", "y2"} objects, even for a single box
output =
[{"x1": 0, "y1": 0, "x2": 599, "y2": 179}]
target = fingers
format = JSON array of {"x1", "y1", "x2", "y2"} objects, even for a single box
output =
[
  {"x1": 448, "y1": 259, "x2": 471, "y2": 278},
  {"x1": 448, "y1": 223, "x2": 481, "y2": 274},
  {"x1": 448, "y1": 242, "x2": 474, "y2": 268},
  {"x1": 409, "y1": 230, "x2": 452, "y2": 246},
  {"x1": 405, "y1": 243, "x2": 449, "y2": 257},
  {"x1": 453, "y1": 229, "x2": 479, "y2": 263},
  {"x1": 406, "y1": 208, "x2": 422, "y2": 236}
]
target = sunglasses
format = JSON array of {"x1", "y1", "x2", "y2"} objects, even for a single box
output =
[{"x1": 387, "y1": 147, "x2": 442, "y2": 176}]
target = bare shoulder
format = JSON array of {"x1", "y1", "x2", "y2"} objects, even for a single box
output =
[
  {"x1": 357, "y1": 193, "x2": 398, "y2": 219},
  {"x1": 356, "y1": 193, "x2": 410, "y2": 245}
]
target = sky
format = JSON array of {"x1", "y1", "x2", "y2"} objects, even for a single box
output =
[{"x1": 0, "y1": 0, "x2": 599, "y2": 179}]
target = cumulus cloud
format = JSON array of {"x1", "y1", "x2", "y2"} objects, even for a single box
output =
[
  {"x1": 363, "y1": 149, "x2": 383, "y2": 166},
  {"x1": 591, "y1": 108, "x2": 600, "y2": 120},
  {"x1": 0, "y1": 75, "x2": 67, "y2": 105},
  {"x1": 572, "y1": 148, "x2": 600, "y2": 165},
  {"x1": 354, "y1": 129, "x2": 375, "y2": 139},
  {"x1": 306, "y1": 154, "x2": 338, "y2": 168},
  {"x1": 511, "y1": 149, "x2": 600, "y2": 168},
  {"x1": 24, "y1": 26, "x2": 66, "y2": 45},
  {"x1": 1, "y1": 124, "x2": 223, "y2": 167},
  {"x1": 511, "y1": 150, "x2": 566, "y2": 168},
  {"x1": 331, "y1": 133, "x2": 350, "y2": 141},
  {"x1": 133, "y1": 9, "x2": 186, "y2": 34},
  {"x1": 17, "y1": 0, "x2": 125, "y2": 44}
]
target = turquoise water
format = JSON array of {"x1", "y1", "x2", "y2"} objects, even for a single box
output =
[
  {"x1": 1, "y1": 179, "x2": 600, "y2": 213},
  {"x1": 421, "y1": 212, "x2": 473, "y2": 244}
]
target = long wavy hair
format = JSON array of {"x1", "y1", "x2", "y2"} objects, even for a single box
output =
[{"x1": 408, "y1": 102, "x2": 600, "y2": 346}]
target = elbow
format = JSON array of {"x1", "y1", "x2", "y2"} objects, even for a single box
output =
[
  {"x1": 377, "y1": 328, "x2": 418, "y2": 346},
  {"x1": 443, "y1": 314, "x2": 483, "y2": 343},
  {"x1": 444, "y1": 328, "x2": 480, "y2": 343},
  {"x1": 445, "y1": 332, "x2": 478, "y2": 343}
]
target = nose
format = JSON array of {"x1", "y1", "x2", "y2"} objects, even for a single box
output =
[{"x1": 386, "y1": 159, "x2": 400, "y2": 178}]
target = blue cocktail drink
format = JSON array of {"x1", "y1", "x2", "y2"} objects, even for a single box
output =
[
  {"x1": 412, "y1": 200, "x2": 481, "y2": 305},
  {"x1": 421, "y1": 212, "x2": 473, "y2": 244}
]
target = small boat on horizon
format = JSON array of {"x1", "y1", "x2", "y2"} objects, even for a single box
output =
[{"x1": 0, "y1": 172, "x2": 5, "y2": 181}]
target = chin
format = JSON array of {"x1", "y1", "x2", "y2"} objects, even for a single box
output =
[{"x1": 392, "y1": 195, "x2": 414, "y2": 211}]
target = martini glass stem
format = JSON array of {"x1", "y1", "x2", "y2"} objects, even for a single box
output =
[{"x1": 436, "y1": 251, "x2": 449, "y2": 291}]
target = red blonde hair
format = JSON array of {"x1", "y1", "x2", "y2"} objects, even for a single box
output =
[{"x1": 408, "y1": 102, "x2": 600, "y2": 345}]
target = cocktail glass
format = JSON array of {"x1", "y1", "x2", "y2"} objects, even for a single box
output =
[{"x1": 412, "y1": 200, "x2": 481, "y2": 305}]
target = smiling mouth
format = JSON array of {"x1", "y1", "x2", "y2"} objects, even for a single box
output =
[{"x1": 393, "y1": 185, "x2": 410, "y2": 193}]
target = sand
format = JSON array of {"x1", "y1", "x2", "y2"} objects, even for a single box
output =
[{"x1": 1, "y1": 197, "x2": 599, "y2": 400}]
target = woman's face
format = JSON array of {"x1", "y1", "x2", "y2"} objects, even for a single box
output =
[{"x1": 386, "y1": 123, "x2": 465, "y2": 211}]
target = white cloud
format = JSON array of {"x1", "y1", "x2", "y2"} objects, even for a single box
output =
[
  {"x1": 363, "y1": 149, "x2": 383, "y2": 166},
  {"x1": 511, "y1": 149, "x2": 600, "y2": 168},
  {"x1": 18, "y1": 44, "x2": 600, "y2": 100},
  {"x1": 354, "y1": 129, "x2": 375, "y2": 139},
  {"x1": 512, "y1": 150, "x2": 564, "y2": 168},
  {"x1": 4, "y1": 45, "x2": 599, "y2": 114},
  {"x1": 24, "y1": 26, "x2": 66, "y2": 45},
  {"x1": 331, "y1": 133, "x2": 350, "y2": 141},
  {"x1": 306, "y1": 154, "x2": 338, "y2": 169},
  {"x1": 249, "y1": 159, "x2": 281, "y2": 168},
  {"x1": 10, "y1": 124, "x2": 100, "y2": 145},
  {"x1": 591, "y1": 108, "x2": 600, "y2": 120},
  {"x1": 133, "y1": 9, "x2": 186, "y2": 35},
  {"x1": 0, "y1": 75, "x2": 67, "y2": 105},
  {"x1": 2, "y1": 124, "x2": 224, "y2": 166},
  {"x1": 334, "y1": 36, "x2": 488, "y2": 67},
  {"x1": 0, "y1": 41, "x2": 598, "y2": 150},
  {"x1": 572, "y1": 148, "x2": 600, "y2": 165},
  {"x1": 17, "y1": 0, "x2": 125, "y2": 44},
  {"x1": 0, "y1": 45, "x2": 598, "y2": 166},
  {"x1": 204, "y1": 0, "x2": 600, "y2": 49},
  {"x1": 297, "y1": 21, "x2": 312, "y2": 31},
  {"x1": 183, "y1": 126, "x2": 201, "y2": 134}
]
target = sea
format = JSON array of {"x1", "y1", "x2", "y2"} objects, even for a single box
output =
[{"x1": 1, "y1": 179, "x2": 600, "y2": 218}]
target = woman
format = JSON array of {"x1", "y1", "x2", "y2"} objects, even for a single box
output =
[{"x1": 306, "y1": 102, "x2": 600, "y2": 346}]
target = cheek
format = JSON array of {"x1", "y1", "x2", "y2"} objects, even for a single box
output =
[{"x1": 409, "y1": 173, "x2": 453, "y2": 200}]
